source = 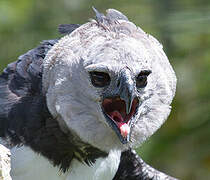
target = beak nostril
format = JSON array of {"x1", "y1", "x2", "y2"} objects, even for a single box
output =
[{"x1": 117, "y1": 80, "x2": 120, "y2": 88}]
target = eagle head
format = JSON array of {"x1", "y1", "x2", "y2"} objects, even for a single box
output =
[{"x1": 42, "y1": 8, "x2": 176, "y2": 153}]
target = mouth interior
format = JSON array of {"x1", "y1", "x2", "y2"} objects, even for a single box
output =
[{"x1": 102, "y1": 97, "x2": 139, "y2": 137}]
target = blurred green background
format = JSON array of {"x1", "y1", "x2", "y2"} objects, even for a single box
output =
[{"x1": 0, "y1": 0, "x2": 210, "y2": 179}]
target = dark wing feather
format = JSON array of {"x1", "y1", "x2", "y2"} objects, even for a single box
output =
[
  {"x1": 0, "y1": 40, "x2": 57, "y2": 139},
  {"x1": 58, "y1": 24, "x2": 80, "y2": 34},
  {"x1": 113, "y1": 149, "x2": 178, "y2": 180}
]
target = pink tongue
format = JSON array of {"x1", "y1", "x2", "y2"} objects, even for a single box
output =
[
  {"x1": 110, "y1": 111, "x2": 130, "y2": 137},
  {"x1": 119, "y1": 123, "x2": 130, "y2": 138}
]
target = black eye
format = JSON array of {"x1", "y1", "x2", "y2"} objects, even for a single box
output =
[
  {"x1": 89, "y1": 71, "x2": 111, "y2": 87},
  {"x1": 136, "y1": 70, "x2": 151, "y2": 88}
]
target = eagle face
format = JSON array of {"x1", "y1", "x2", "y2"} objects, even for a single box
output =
[
  {"x1": 43, "y1": 9, "x2": 176, "y2": 152},
  {"x1": 84, "y1": 39, "x2": 153, "y2": 146}
]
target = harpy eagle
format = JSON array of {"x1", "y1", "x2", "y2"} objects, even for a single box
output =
[{"x1": 0, "y1": 8, "x2": 177, "y2": 180}]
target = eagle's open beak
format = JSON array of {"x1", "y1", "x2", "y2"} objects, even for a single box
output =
[
  {"x1": 102, "y1": 97, "x2": 138, "y2": 144},
  {"x1": 102, "y1": 68, "x2": 139, "y2": 144}
]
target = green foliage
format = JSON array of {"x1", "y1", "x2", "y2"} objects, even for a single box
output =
[{"x1": 0, "y1": 0, "x2": 209, "y2": 179}]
